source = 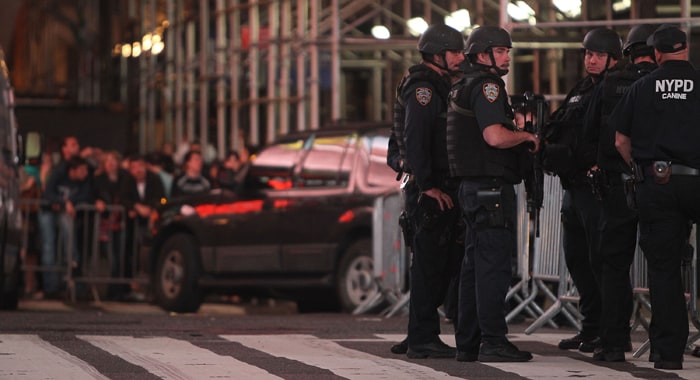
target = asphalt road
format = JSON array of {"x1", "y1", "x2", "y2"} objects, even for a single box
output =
[{"x1": 1, "y1": 299, "x2": 699, "y2": 379}]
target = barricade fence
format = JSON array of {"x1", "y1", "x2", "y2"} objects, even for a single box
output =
[
  {"x1": 19, "y1": 199, "x2": 150, "y2": 302},
  {"x1": 361, "y1": 175, "x2": 699, "y2": 355}
]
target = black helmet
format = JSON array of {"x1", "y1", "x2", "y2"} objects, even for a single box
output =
[
  {"x1": 417, "y1": 24, "x2": 465, "y2": 54},
  {"x1": 623, "y1": 24, "x2": 657, "y2": 57},
  {"x1": 465, "y1": 26, "x2": 512, "y2": 55},
  {"x1": 582, "y1": 27, "x2": 623, "y2": 59}
]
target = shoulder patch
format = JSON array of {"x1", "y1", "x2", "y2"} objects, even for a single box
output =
[
  {"x1": 415, "y1": 87, "x2": 432, "y2": 106},
  {"x1": 482, "y1": 82, "x2": 500, "y2": 103}
]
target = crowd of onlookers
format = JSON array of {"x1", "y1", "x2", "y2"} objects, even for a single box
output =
[{"x1": 19, "y1": 135, "x2": 252, "y2": 301}]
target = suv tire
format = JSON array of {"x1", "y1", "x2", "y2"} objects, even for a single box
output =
[
  {"x1": 154, "y1": 234, "x2": 202, "y2": 313},
  {"x1": 336, "y1": 238, "x2": 377, "y2": 312}
]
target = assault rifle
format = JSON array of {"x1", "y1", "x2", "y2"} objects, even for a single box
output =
[{"x1": 511, "y1": 92, "x2": 547, "y2": 237}]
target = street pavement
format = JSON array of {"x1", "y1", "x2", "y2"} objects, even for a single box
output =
[{"x1": 1, "y1": 299, "x2": 699, "y2": 379}]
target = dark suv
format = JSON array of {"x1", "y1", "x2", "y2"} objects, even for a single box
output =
[{"x1": 149, "y1": 123, "x2": 399, "y2": 313}]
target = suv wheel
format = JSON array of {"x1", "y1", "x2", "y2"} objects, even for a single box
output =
[
  {"x1": 336, "y1": 238, "x2": 377, "y2": 312},
  {"x1": 154, "y1": 234, "x2": 202, "y2": 313}
]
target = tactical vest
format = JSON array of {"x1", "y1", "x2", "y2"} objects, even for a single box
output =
[
  {"x1": 542, "y1": 77, "x2": 597, "y2": 179},
  {"x1": 597, "y1": 62, "x2": 656, "y2": 172},
  {"x1": 391, "y1": 64, "x2": 450, "y2": 173},
  {"x1": 446, "y1": 70, "x2": 522, "y2": 183}
]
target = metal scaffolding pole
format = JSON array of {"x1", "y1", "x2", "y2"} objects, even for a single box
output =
[
  {"x1": 186, "y1": 21, "x2": 196, "y2": 142},
  {"x1": 229, "y1": 0, "x2": 242, "y2": 152},
  {"x1": 199, "y1": 1, "x2": 210, "y2": 154},
  {"x1": 296, "y1": 0, "x2": 307, "y2": 132},
  {"x1": 216, "y1": 0, "x2": 227, "y2": 159},
  {"x1": 249, "y1": 0, "x2": 260, "y2": 146},
  {"x1": 309, "y1": 0, "x2": 320, "y2": 130},
  {"x1": 164, "y1": 0, "x2": 175, "y2": 145},
  {"x1": 266, "y1": 0, "x2": 280, "y2": 144},
  {"x1": 279, "y1": 0, "x2": 292, "y2": 136}
]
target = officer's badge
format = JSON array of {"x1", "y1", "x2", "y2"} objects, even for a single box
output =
[
  {"x1": 416, "y1": 87, "x2": 432, "y2": 106},
  {"x1": 482, "y1": 83, "x2": 500, "y2": 103}
]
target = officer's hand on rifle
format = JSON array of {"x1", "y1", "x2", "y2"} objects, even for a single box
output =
[{"x1": 525, "y1": 132, "x2": 540, "y2": 153}]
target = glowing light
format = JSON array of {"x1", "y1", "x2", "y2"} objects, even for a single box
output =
[
  {"x1": 371, "y1": 25, "x2": 391, "y2": 40},
  {"x1": 407, "y1": 17, "x2": 428, "y2": 37},
  {"x1": 445, "y1": 9, "x2": 471, "y2": 32}
]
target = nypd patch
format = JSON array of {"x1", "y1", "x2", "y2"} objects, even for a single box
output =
[
  {"x1": 482, "y1": 82, "x2": 500, "y2": 103},
  {"x1": 416, "y1": 87, "x2": 432, "y2": 106}
]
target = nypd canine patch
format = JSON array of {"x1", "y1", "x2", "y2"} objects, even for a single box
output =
[
  {"x1": 416, "y1": 87, "x2": 432, "y2": 106},
  {"x1": 482, "y1": 82, "x2": 500, "y2": 103}
]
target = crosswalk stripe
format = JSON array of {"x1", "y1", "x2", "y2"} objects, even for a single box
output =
[
  {"x1": 3, "y1": 332, "x2": 698, "y2": 379},
  {"x1": 221, "y1": 334, "x2": 465, "y2": 380},
  {"x1": 0, "y1": 334, "x2": 108, "y2": 380},
  {"x1": 78, "y1": 335, "x2": 283, "y2": 380}
]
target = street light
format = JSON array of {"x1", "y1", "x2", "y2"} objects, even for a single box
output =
[
  {"x1": 553, "y1": 0, "x2": 582, "y2": 18},
  {"x1": 507, "y1": 1, "x2": 536, "y2": 24},
  {"x1": 407, "y1": 17, "x2": 428, "y2": 37},
  {"x1": 445, "y1": 9, "x2": 471, "y2": 32},
  {"x1": 371, "y1": 25, "x2": 391, "y2": 40},
  {"x1": 132, "y1": 42, "x2": 142, "y2": 57}
]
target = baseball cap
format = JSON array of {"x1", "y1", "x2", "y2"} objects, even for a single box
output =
[{"x1": 647, "y1": 24, "x2": 687, "y2": 53}]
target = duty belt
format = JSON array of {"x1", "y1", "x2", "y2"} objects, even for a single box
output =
[{"x1": 644, "y1": 162, "x2": 700, "y2": 177}]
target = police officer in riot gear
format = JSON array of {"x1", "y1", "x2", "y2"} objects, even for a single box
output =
[
  {"x1": 448, "y1": 26, "x2": 538, "y2": 362},
  {"x1": 583, "y1": 24, "x2": 658, "y2": 362},
  {"x1": 390, "y1": 23, "x2": 465, "y2": 359},
  {"x1": 613, "y1": 24, "x2": 700, "y2": 371},
  {"x1": 544, "y1": 28, "x2": 621, "y2": 353}
]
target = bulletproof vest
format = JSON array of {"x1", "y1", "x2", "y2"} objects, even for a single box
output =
[
  {"x1": 392, "y1": 64, "x2": 450, "y2": 173},
  {"x1": 446, "y1": 70, "x2": 522, "y2": 183},
  {"x1": 597, "y1": 62, "x2": 656, "y2": 172},
  {"x1": 543, "y1": 77, "x2": 597, "y2": 178}
]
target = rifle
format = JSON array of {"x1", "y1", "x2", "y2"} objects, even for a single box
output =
[{"x1": 512, "y1": 92, "x2": 547, "y2": 237}]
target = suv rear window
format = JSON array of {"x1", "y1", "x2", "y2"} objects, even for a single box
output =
[
  {"x1": 363, "y1": 132, "x2": 396, "y2": 187},
  {"x1": 245, "y1": 137, "x2": 305, "y2": 190},
  {"x1": 298, "y1": 134, "x2": 353, "y2": 188}
]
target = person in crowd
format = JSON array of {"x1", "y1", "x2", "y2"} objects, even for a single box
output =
[
  {"x1": 125, "y1": 154, "x2": 166, "y2": 233},
  {"x1": 583, "y1": 24, "x2": 658, "y2": 362},
  {"x1": 448, "y1": 25, "x2": 538, "y2": 363},
  {"x1": 120, "y1": 154, "x2": 167, "y2": 300},
  {"x1": 389, "y1": 23, "x2": 465, "y2": 359},
  {"x1": 543, "y1": 28, "x2": 621, "y2": 354},
  {"x1": 612, "y1": 24, "x2": 699, "y2": 371},
  {"x1": 207, "y1": 159, "x2": 223, "y2": 188},
  {"x1": 217, "y1": 150, "x2": 245, "y2": 191},
  {"x1": 159, "y1": 142, "x2": 176, "y2": 174},
  {"x1": 146, "y1": 152, "x2": 173, "y2": 198},
  {"x1": 19, "y1": 154, "x2": 43, "y2": 297},
  {"x1": 171, "y1": 150, "x2": 211, "y2": 197},
  {"x1": 93, "y1": 150, "x2": 133, "y2": 300},
  {"x1": 37, "y1": 136, "x2": 84, "y2": 298}
]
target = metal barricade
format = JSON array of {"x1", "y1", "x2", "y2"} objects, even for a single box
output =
[
  {"x1": 524, "y1": 174, "x2": 583, "y2": 334},
  {"x1": 19, "y1": 199, "x2": 150, "y2": 302},
  {"x1": 19, "y1": 198, "x2": 69, "y2": 298},
  {"x1": 353, "y1": 190, "x2": 408, "y2": 315},
  {"x1": 631, "y1": 224, "x2": 700, "y2": 357},
  {"x1": 69, "y1": 204, "x2": 150, "y2": 302},
  {"x1": 505, "y1": 183, "x2": 553, "y2": 325}
]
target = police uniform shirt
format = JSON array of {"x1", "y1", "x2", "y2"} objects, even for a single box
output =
[
  {"x1": 611, "y1": 60, "x2": 700, "y2": 167},
  {"x1": 467, "y1": 75, "x2": 513, "y2": 131},
  {"x1": 402, "y1": 68, "x2": 450, "y2": 191}
]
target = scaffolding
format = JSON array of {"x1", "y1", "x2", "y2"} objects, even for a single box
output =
[{"x1": 121, "y1": 0, "x2": 700, "y2": 156}]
